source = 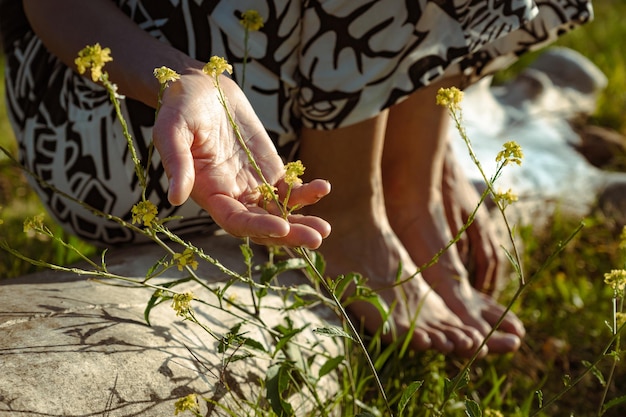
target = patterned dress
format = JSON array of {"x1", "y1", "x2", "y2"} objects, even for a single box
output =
[{"x1": 0, "y1": 0, "x2": 593, "y2": 246}]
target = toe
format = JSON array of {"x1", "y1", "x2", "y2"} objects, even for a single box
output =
[
  {"x1": 485, "y1": 331, "x2": 522, "y2": 354},
  {"x1": 480, "y1": 294, "x2": 526, "y2": 338},
  {"x1": 426, "y1": 329, "x2": 455, "y2": 354},
  {"x1": 410, "y1": 329, "x2": 433, "y2": 351}
]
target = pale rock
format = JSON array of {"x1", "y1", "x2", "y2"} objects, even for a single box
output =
[{"x1": 0, "y1": 233, "x2": 342, "y2": 416}]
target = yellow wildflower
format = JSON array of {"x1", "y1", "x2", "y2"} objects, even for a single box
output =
[
  {"x1": 494, "y1": 188, "x2": 518, "y2": 207},
  {"x1": 153, "y1": 66, "x2": 180, "y2": 86},
  {"x1": 173, "y1": 393, "x2": 200, "y2": 415},
  {"x1": 171, "y1": 292, "x2": 194, "y2": 317},
  {"x1": 202, "y1": 56, "x2": 233, "y2": 79},
  {"x1": 604, "y1": 269, "x2": 626, "y2": 295},
  {"x1": 173, "y1": 248, "x2": 199, "y2": 271},
  {"x1": 258, "y1": 183, "x2": 278, "y2": 202},
  {"x1": 23, "y1": 214, "x2": 45, "y2": 234},
  {"x1": 484, "y1": 410, "x2": 504, "y2": 417},
  {"x1": 240, "y1": 10, "x2": 264, "y2": 32},
  {"x1": 436, "y1": 87, "x2": 464, "y2": 111},
  {"x1": 131, "y1": 200, "x2": 158, "y2": 228},
  {"x1": 75, "y1": 43, "x2": 113, "y2": 82},
  {"x1": 496, "y1": 141, "x2": 524, "y2": 166},
  {"x1": 284, "y1": 160, "x2": 305, "y2": 186},
  {"x1": 226, "y1": 293, "x2": 238, "y2": 310}
]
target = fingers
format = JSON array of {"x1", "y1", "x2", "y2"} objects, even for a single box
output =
[
  {"x1": 205, "y1": 194, "x2": 331, "y2": 249},
  {"x1": 206, "y1": 194, "x2": 290, "y2": 238},
  {"x1": 252, "y1": 214, "x2": 331, "y2": 249},
  {"x1": 276, "y1": 178, "x2": 331, "y2": 209}
]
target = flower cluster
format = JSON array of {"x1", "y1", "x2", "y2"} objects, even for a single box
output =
[
  {"x1": 496, "y1": 141, "x2": 524, "y2": 166},
  {"x1": 604, "y1": 269, "x2": 626, "y2": 296},
  {"x1": 173, "y1": 248, "x2": 199, "y2": 271},
  {"x1": 493, "y1": 188, "x2": 518, "y2": 208},
  {"x1": 240, "y1": 9, "x2": 264, "y2": 32},
  {"x1": 173, "y1": 393, "x2": 200, "y2": 415},
  {"x1": 153, "y1": 66, "x2": 180, "y2": 87},
  {"x1": 23, "y1": 214, "x2": 45, "y2": 234},
  {"x1": 171, "y1": 292, "x2": 194, "y2": 317},
  {"x1": 258, "y1": 183, "x2": 278, "y2": 202},
  {"x1": 202, "y1": 56, "x2": 233, "y2": 79},
  {"x1": 75, "y1": 43, "x2": 113, "y2": 82},
  {"x1": 131, "y1": 200, "x2": 158, "y2": 228},
  {"x1": 436, "y1": 87, "x2": 464, "y2": 111},
  {"x1": 284, "y1": 160, "x2": 305, "y2": 186}
]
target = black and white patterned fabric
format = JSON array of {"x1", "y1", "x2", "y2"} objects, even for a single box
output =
[{"x1": 1, "y1": 0, "x2": 593, "y2": 246}]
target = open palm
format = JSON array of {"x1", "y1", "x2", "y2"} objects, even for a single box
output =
[{"x1": 153, "y1": 70, "x2": 330, "y2": 248}]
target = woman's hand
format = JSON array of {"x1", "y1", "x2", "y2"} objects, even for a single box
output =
[{"x1": 153, "y1": 70, "x2": 331, "y2": 248}]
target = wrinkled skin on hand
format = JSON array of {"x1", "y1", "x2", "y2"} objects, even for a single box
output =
[{"x1": 153, "y1": 70, "x2": 331, "y2": 248}]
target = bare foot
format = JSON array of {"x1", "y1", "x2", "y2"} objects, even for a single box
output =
[
  {"x1": 385, "y1": 193, "x2": 525, "y2": 354},
  {"x1": 380, "y1": 76, "x2": 525, "y2": 354},
  {"x1": 442, "y1": 149, "x2": 504, "y2": 294},
  {"x1": 318, "y1": 206, "x2": 487, "y2": 358},
  {"x1": 298, "y1": 110, "x2": 490, "y2": 357}
]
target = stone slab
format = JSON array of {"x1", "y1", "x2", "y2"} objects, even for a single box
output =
[{"x1": 0, "y1": 232, "x2": 341, "y2": 416}]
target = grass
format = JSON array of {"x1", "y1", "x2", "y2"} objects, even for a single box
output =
[
  {"x1": 2, "y1": 2, "x2": 626, "y2": 416},
  {"x1": 0, "y1": 55, "x2": 96, "y2": 277}
]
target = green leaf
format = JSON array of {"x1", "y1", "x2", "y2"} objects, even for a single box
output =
[
  {"x1": 445, "y1": 369, "x2": 469, "y2": 398},
  {"x1": 266, "y1": 363, "x2": 294, "y2": 417},
  {"x1": 226, "y1": 352, "x2": 254, "y2": 363},
  {"x1": 144, "y1": 290, "x2": 165, "y2": 327},
  {"x1": 241, "y1": 336, "x2": 267, "y2": 352},
  {"x1": 603, "y1": 394, "x2": 626, "y2": 413},
  {"x1": 274, "y1": 327, "x2": 303, "y2": 357},
  {"x1": 329, "y1": 273, "x2": 356, "y2": 299},
  {"x1": 239, "y1": 242, "x2": 254, "y2": 268},
  {"x1": 582, "y1": 360, "x2": 606, "y2": 387},
  {"x1": 142, "y1": 277, "x2": 193, "y2": 326},
  {"x1": 304, "y1": 249, "x2": 326, "y2": 277},
  {"x1": 218, "y1": 323, "x2": 242, "y2": 353},
  {"x1": 318, "y1": 355, "x2": 344, "y2": 379},
  {"x1": 219, "y1": 323, "x2": 267, "y2": 354},
  {"x1": 343, "y1": 284, "x2": 389, "y2": 326},
  {"x1": 260, "y1": 258, "x2": 308, "y2": 285},
  {"x1": 464, "y1": 399, "x2": 482, "y2": 417},
  {"x1": 260, "y1": 263, "x2": 279, "y2": 286},
  {"x1": 145, "y1": 254, "x2": 169, "y2": 279},
  {"x1": 313, "y1": 326, "x2": 355, "y2": 340},
  {"x1": 398, "y1": 380, "x2": 423, "y2": 416},
  {"x1": 100, "y1": 248, "x2": 108, "y2": 271}
]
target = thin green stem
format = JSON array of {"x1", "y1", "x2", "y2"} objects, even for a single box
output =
[
  {"x1": 597, "y1": 295, "x2": 624, "y2": 416},
  {"x1": 531, "y1": 324, "x2": 625, "y2": 417},
  {"x1": 101, "y1": 74, "x2": 146, "y2": 192},
  {"x1": 212, "y1": 76, "x2": 287, "y2": 217},
  {"x1": 295, "y1": 247, "x2": 394, "y2": 417}
]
